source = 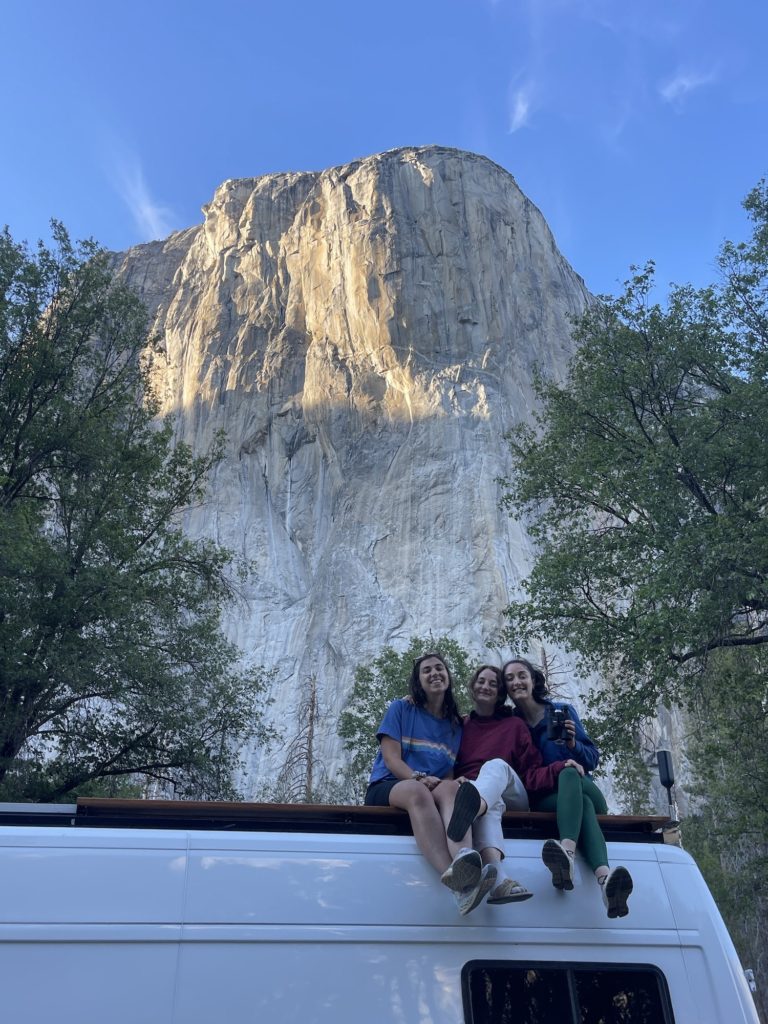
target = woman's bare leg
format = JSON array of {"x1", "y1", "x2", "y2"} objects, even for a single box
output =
[
  {"x1": 389, "y1": 780, "x2": 453, "y2": 874},
  {"x1": 432, "y1": 780, "x2": 473, "y2": 859},
  {"x1": 480, "y1": 847, "x2": 503, "y2": 866}
]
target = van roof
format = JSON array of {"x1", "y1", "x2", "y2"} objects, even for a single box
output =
[{"x1": 0, "y1": 798, "x2": 673, "y2": 843}]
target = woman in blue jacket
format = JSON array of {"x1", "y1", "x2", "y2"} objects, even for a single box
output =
[{"x1": 503, "y1": 657, "x2": 633, "y2": 919}]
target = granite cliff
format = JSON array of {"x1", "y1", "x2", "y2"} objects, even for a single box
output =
[{"x1": 116, "y1": 145, "x2": 594, "y2": 795}]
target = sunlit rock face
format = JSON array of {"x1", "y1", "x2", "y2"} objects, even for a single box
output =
[{"x1": 116, "y1": 146, "x2": 592, "y2": 796}]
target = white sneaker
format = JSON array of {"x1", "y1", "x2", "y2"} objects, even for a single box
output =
[
  {"x1": 601, "y1": 866, "x2": 633, "y2": 918},
  {"x1": 542, "y1": 838, "x2": 575, "y2": 891},
  {"x1": 447, "y1": 782, "x2": 482, "y2": 841},
  {"x1": 455, "y1": 863, "x2": 498, "y2": 916},
  {"x1": 440, "y1": 848, "x2": 482, "y2": 892}
]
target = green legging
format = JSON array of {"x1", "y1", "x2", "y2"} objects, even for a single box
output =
[{"x1": 532, "y1": 767, "x2": 609, "y2": 872}]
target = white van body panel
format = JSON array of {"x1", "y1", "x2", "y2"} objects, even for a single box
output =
[{"x1": 0, "y1": 825, "x2": 758, "y2": 1024}]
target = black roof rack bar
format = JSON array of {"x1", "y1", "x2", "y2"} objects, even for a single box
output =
[{"x1": 0, "y1": 803, "x2": 77, "y2": 826}]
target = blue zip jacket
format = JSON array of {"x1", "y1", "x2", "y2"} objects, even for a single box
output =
[{"x1": 513, "y1": 700, "x2": 600, "y2": 774}]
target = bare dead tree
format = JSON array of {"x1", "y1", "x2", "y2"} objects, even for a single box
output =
[{"x1": 274, "y1": 675, "x2": 324, "y2": 803}]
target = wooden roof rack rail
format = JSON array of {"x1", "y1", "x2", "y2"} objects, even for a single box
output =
[{"x1": 68, "y1": 798, "x2": 673, "y2": 842}]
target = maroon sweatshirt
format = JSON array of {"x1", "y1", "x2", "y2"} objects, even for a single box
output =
[{"x1": 454, "y1": 712, "x2": 565, "y2": 796}]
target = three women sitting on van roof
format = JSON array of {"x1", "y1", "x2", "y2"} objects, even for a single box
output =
[{"x1": 365, "y1": 652, "x2": 633, "y2": 919}]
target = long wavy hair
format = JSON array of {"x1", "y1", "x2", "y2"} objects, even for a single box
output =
[
  {"x1": 468, "y1": 664, "x2": 511, "y2": 716},
  {"x1": 409, "y1": 652, "x2": 463, "y2": 728},
  {"x1": 502, "y1": 656, "x2": 549, "y2": 704}
]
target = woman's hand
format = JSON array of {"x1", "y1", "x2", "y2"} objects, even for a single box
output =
[
  {"x1": 421, "y1": 775, "x2": 441, "y2": 790},
  {"x1": 563, "y1": 758, "x2": 584, "y2": 776},
  {"x1": 564, "y1": 718, "x2": 577, "y2": 749}
]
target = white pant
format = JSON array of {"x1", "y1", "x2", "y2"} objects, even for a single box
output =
[{"x1": 470, "y1": 758, "x2": 529, "y2": 856}]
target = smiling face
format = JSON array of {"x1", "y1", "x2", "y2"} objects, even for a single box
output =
[
  {"x1": 418, "y1": 656, "x2": 450, "y2": 701},
  {"x1": 504, "y1": 661, "x2": 535, "y2": 703},
  {"x1": 408, "y1": 652, "x2": 457, "y2": 718},
  {"x1": 471, "y1": 667, "x2": 502, "y2": 715}
]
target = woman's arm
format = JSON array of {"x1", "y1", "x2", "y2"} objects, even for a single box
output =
[
  {"x1": 380, "y1": 737, "x2": 443, "y2": 789},
  {"x1": 380, "y1": 736, "x2": 417, "y2": 780},
  {"x1": 511, "y1": 721, "x2": 565, "y2": 794},
  {"x1": 563, "y1": 704, "x2": 600, "y2": 772}
]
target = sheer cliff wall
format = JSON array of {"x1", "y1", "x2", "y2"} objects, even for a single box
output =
[{"x1": 116, "y1": 146, "x2": 595, "y2": 794}]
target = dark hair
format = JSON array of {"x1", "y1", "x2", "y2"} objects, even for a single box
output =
[
  {"x1": 409, "y1": 652, "x2": 463, "y2": 728},
  {"x1": 468, "y1": 664, "x2": 510, "y2": 715},
  {"x1": 502, "y1": 656, "x2": 548, "y2": 704}
]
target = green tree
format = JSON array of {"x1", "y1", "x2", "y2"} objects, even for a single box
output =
[
  {"x1": 338, "y1": 634, "x2": 474, "y2": 801},
  {"x1": 497, "y1": 181, "x2": 768, "y2": 1012},
  {"x1": 0, "y1": 224, "x2": 271, "y2": 802},
  {"x1": 682, "y1": 648, "x2": 768, "y2": 1024},
  {"x1": 499, "y1": 181, "x2": 768, "y2": 742}
]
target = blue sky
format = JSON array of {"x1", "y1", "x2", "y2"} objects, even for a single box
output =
[{"x1": 3, "y1": 0, "x2": 766, "y2": 296}]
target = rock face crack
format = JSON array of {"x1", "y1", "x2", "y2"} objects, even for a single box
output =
[{"x1": 115, "y1": 145, "x2": 591, "y2": 791}]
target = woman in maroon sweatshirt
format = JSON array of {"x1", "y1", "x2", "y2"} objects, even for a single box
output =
[{"x1": 446, "y1": 665, "x2": 582, "y2": 903}]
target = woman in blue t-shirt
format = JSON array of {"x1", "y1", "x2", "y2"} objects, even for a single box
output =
[
  {"x1": 365, "y1": 652, "x2": 497, "y2": 915},
  {"x1": 504, "y1": 656, "x2": 633, "y2": 919}
]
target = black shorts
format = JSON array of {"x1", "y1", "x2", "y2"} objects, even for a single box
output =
[{"x1": 364, "y1": 779, "x2": 400, "y2": 806}]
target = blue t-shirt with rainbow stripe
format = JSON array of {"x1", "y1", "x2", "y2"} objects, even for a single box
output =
[{"x1": 368, "y1": 698, "x2": 462, "y2": 784}]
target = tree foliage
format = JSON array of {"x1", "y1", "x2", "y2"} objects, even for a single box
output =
[
  {"x1": 0, "y1": 224, "x2": 271, "y2": 801},
  {"x1": 499, "y1": 180, "x2": 768, "y2": 737},
  {"x1": 497, "y1": 181, "x2": 768, "y2": 1009},
  {"x1": 338, "y1": 634, "x2": 474, "y2": 801},
  {"x1": 682, "y1": 648, "x2": 768, "y2": 1023}
]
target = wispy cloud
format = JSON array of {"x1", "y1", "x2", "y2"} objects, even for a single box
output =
[
  {"x1": 109, "y1": 151, "x2": 176, "y2": 241},
  {"x1": 659, "y1": 68, "x2": 717, "y2": 105},
  {"x1": 508, "y1": 82, "x2": 534, "y2": 133},
  {"x1": 599, "y1": 99, "x2": 634, "y2": 151}
]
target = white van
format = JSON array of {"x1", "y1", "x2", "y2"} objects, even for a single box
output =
[{"x1": 0, "y1": 799, "x2": 758, "y2": 1024}]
